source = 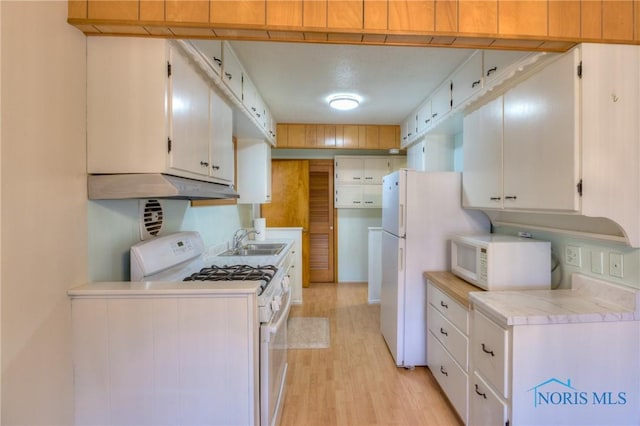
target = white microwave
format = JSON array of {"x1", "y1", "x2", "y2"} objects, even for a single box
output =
[{"x1": 451, "y1": 234, "x2": 551, "y2": 290}]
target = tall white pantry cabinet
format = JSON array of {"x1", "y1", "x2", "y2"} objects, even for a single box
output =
[{"x1": 87, "y1": 37, "x2": 234, "y2": 184}]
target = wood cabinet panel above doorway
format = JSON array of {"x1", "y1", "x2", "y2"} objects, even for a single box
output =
[{"x1": 276, "y1": 124, "x2": 400, "y2": 150}]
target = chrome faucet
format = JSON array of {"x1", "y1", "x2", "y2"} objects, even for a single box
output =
[{"x1": 232, "y1": 228, "x2": 260, "y2": 249}]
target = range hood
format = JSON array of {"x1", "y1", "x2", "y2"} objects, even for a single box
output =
[{"x1": 88, "y1": 174, "x2": 239, "y2": 200}]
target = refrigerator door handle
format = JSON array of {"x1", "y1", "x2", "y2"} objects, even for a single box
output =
[
  {"x1": 399, "y1": 247, "x2": 404, "y2": 272},
  {"x1": 399, "y1": 203, "x2": 404, "y2": 231}
]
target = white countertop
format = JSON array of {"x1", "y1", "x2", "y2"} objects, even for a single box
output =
[
  {"x1": 68, "y1": 281, "x2": 261, "y2": 297},
  {"x1": 469, "y1": 273, "x2": 640, "y2": 327}
]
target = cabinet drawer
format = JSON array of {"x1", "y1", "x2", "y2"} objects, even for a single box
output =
[
  {"x1": 428, "y1": 306, "x2": 468, "y2": 370},
  {"x1": 428, "y1": 332, "x2": 468, "y2": 423},
  {"x1": 469, "y1": 371, "x2": 508, "y2": 426},
  {"x1": 472, "y1": 310, "x2": 509, "y2": 398},
  {"x1": 428, "y1": 283, "x2": 469, "y2": 334}
]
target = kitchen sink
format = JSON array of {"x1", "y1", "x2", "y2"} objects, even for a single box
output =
[{"x1": 218, "y1": 242, "x2": 286, "y2": 257}]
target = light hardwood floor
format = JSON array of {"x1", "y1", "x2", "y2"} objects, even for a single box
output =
[{"x1": 280, "y1": 282, "x2": 463, "y2": 426}]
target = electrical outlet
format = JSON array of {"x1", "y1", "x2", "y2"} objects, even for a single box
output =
[
  {"x1": 591, "y1": 251, "x2": 604, "y2": 274},
  {"x1": 609, "y1": 253, "x2": 624, "y2": 278},
  {"x1": 565, "y1": 245, "x2": 582, "y2": 267}
]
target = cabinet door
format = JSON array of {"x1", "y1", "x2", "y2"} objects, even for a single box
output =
[
  {"x1": 452, "y1": 51, "x2": 483, "y2": 109},
  {"x1": 335, "y1": 157, "x2": 364, "y2": 183},
  {"x1": 222, "y1": 42, "x2": 243, "y2": 101},
  {"x1": 189, "y1": 39, "x2": 223, "y2": 76},
  {"x1": 483, "y1": 50, "x2": 528, "y2": 85},
  {"x1": 363, "y1": 186, "x2": 382, "y2": 207},
  {"x1": 503, "y1": 50, "x2": 580, "y2": 211},
  {"x1": 416, "y1": 101, "x2": 431, "y2": 134},
  {"x1": 209, "y1": 90, "x2": 234, "y2": 184},
  {"x1": 242, "y1": 75, "x2": 258, "y2": 118},
  {"x1": 335, "y1": 186, "x2": 363, "y2": 208},
  {"x1": 462, "y1": 96, "x2": 503, "y2": 208},
  {"x1": 469, "y1": 372, "x2": 508, "y2": 426},
  {"x1": 237, "y1": 140, "x2": 271, "y2": 204},
  {"x1": 431, "y1": 81, "x2": 452, "y2": 124},
  {"x1": 169, "y1": 47, "x2": 211, "y2": 177},
  {"x1": 407, "y1": 141, "x2": 425, "y2": 171},
  {"x1": 379, "y1": 125, "x2": 399, "y2": 149},
  {"x1": 363, "y1": 158, "x2": 390, "y2": 184}
]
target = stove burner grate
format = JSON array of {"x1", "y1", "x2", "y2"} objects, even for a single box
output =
[{"x1": 183, "y1": 264, "x2": 278, "y2": 294}]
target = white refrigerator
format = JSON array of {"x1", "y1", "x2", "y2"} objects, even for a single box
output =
[{"x1": 380, "y1": 170, "x2": 489, "y2": 367}]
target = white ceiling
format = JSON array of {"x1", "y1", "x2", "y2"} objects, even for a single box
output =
[{"x1": 227, "y1": 41, "x2": 475, "y2": 125}]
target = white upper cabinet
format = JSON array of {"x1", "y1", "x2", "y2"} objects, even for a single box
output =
[
  {"x1": 400, "y1": 50, "x2": 548, "y2": 148},
  {"x1": 416, "y1": 101, "x2": 432, "y2": 134},
  {"x1": 335, "y1": 157, "x2": 365, "y2": 183},
  {"x1": 236, "y1": 139, "x2": 272, "y2": 204},
  {"x1": 185, "y1": 39, "x2": 275, "y2": 144},
  {"x1": 364, "y1": 158, "x2": 391, "y2": 184},
  {"x1": 169, "y1": 48, "x2": 212, "y2": 178},
  {"x1": 188, "y1": 39, "x2": 222, "y2": 76},
  {"x1": 335, "y1": 157, "x2": 390, "y2": 185},
  {"x1": 483, "y1": 50, "x2": 528, "y2": 85},
  {"x1": 451, "y1": 51, "x2": 483, "y2": 109},
  {"x1": 222, "y1": 42, "x2": 243, "y2": 101},
  {"x1": 502, "y1": 49, "x2": 580, "y2": 211},
  {"x1": 462, "y1": 96, "x2": 503, "y2": 209},
  {"x1": 463, "y1": 50, "x2": 580, "y2": 213},
  {"x1": 430, "y1": 81, "x2": 452, "y2": 125},
  {"x1": 463, "y1": 44, "x2": 640, "y2": 246},
  {"x1": 87, "y1": 38, "x2": 233, "y2": 185},
  {"x1": 209, "y1": 90, "x2": 234, "y2": 184},
  {"x1": 334, "y1": 156, "x2": 403, "y2": 209}
]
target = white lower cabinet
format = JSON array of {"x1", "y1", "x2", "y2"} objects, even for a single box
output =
[
  {"x1": 427, "y1": 281, "x2": 470, "y2": 423},
  {"x1": 71, "y1": 293, "x2": 259, "y2": 426},
  {"x1": 469, "y1": 307, "x2": 640, "y2": 426},
  {"x1": 469, "y1": 371, "x2": 509, "y2": 426}
]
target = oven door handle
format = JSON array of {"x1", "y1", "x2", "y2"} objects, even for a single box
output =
[{"x1": 268, "y1": 290, "x2": 292, "y2": 335}]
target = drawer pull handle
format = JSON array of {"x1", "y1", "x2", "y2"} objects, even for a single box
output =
[
  {"x1": 475, "y1": 384, "x2": 487, "y2": 399},
  {"x1": 440, "y1": 328, "x2": 448, "y2": 336},
  {"x1": 481, "y1": 343, "x2": 495, "y2": 357},
  {"x1": 440, "y1": 300, "x2": 448, "y2": 309},
  {"x1": 440, "y1": 366, "x2": 448, "y2": 376}
]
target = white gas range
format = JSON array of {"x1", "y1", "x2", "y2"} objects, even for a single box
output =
[
  {"x1": 70, "y1": 231, "x2": 291, "y2": 426},
  {"x1": 128, "y1": 231, "x2": 292, "y2": 426}
]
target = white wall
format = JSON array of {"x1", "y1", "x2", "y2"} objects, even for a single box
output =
[
  {"x1": 88, "y1": 200, "x2": 251, "y2": 281},
  {"x1": 494, "y1": 225, "x2": 640, "y2": 290},
  {"x1": 337, "y1": 209, "x2": 382, "y2": 282},
  {"x1": 1, "y1": 1, "x2": 86, "y2": 424}
]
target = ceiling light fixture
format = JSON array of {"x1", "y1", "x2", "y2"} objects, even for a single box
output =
[{"x1": 328, "y1": 94, "x2": 360, "y2": 111}]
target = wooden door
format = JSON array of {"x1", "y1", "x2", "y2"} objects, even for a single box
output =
[
  {"x1": 309, "y1": 160, "x2": 335, "y2": 283},
  {"x1": 261, "y1": 160, "x2": 311, "y2": 287}
]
